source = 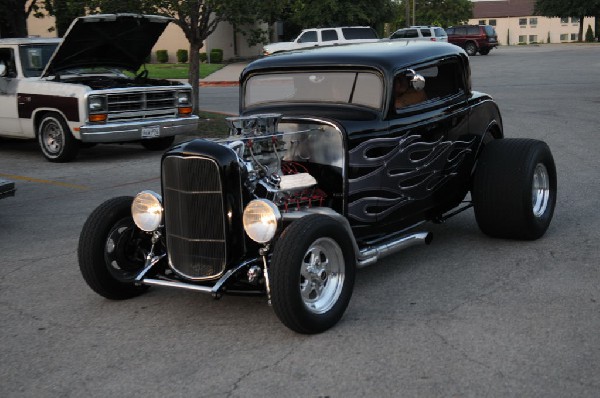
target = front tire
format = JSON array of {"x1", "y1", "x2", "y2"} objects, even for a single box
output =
[
  {"x1": 270, "y1": 215, "x2": 356, "y2": 334},
  {"x1": 465, "y1": 41, "x2": 477, "y2": 56},
  {"x1": 479, "y1": 48, "x2": 491, "y2": 55},
  {"x1": 37, "y1": 112, "x2": 80, "y2": 162},
  {"x1": 78, "y1": 196, "x2": 151, "y2": 299},
  {"x1": 472, "y1": 139, "x2": 557, "y2": 240}
]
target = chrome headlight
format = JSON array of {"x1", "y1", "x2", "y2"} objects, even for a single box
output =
[
  {"x1": 131, "y1": 191, "x2": 163, "y2": 232},
  {"x1": 243, "y1": 199, "x2": 280, "y2": 243},
  {"x1": 88, "y1": 95, "x2": 107, "y2": 113},
  {"x1": 177, "y1": 91, "x2": 191, "y2": 106}
]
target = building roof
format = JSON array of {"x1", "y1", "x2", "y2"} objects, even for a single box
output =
[{"x1": 473, "y1": 0, "x2": 536, "y2": 18}]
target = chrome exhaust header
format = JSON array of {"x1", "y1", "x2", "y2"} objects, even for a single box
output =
[{"x1": 357, "y1": 232, "x2": 432, "y2": 268}]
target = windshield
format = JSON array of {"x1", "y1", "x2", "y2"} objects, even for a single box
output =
[
  {"x1": 245, "y1": 71, "x2": 383, "y2": 110},
  {"x1": 18, "y1": 44, "x2": 58, "y2": 77}
]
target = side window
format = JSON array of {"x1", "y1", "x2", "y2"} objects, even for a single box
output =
[
  {"x1": 420, "y1": 29, "x2": 432, "y2": 37},
  {"x1": 321, "y1": 29, "x2": 338, "y2": 42},
  {"x1": 391, "y1": 30, "x2": 405, "y2": 39},
  {"x1": 405, "y1": 29, "x2": 418, "y2": 38},
  {"x1": 456, "y1": 27, "x2": 467, "y2": 35},
  {"x1": 394, "y1": 59, "x2": 465, "y2": 112},
  {"x1": 467, "y1": 26, "x2": 479, "y2": 35},
  {"x1": 0, "y1": 48, "x2": 17, "y2": 77},
  {"x1": 298, "y1": 31, "x2": 318, "y2": 43},
  {"x1": 434, "y1": 28, "x2": 445, "y2": 37}
]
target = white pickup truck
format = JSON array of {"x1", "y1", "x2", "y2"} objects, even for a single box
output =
[
  {"x1": 262, "y1": 26, "x2": 379, "y2": 55},
  {"x1": 0, "y1": 14, "x2": 198, "y2": 162}
]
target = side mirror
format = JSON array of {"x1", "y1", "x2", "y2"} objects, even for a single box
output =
[{"x1": 0, "y1": 62, "x2": 6, "y2": 77}]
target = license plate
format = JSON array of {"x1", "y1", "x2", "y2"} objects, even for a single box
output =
[{"x1": 141, "y1": 125, "x2": 160, "y2": 139}]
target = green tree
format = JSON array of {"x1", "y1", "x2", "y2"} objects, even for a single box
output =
[
  {"x1": 0, "y1": 0, "x2": 44, "y2": 38},
  {"x1": 44, "y1": 0, "x2": 87, "y2": 36},
  {"x1": 389, "y1": 0, "x2": 472, "y2": 31},
  {"x1": 288, "y1": 0, "x2": 393, "y2": 29},
  {"x1": 535, "y1": 0, "x2": 600, "y2": 42}
]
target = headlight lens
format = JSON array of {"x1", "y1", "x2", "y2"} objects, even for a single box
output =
[
  {"x1": 88, "y1": 96, "x2": 107, "y2": 112},
  {"x1": 177, "y1": 91, "x2": 191, "y2": 105},
  {"x1": 243, "y1": 199, "x2": 280, "y2": 243},
  {"x1": 131, "y1": 191, "x2": 163, "y2": 232}
]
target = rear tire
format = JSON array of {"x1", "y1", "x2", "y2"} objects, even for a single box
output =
[
  {"x1": 479, "y1": 48, "x2": 490, "y2": 55},
  {"x1": 472, "y1": 139, "x2": 557, "y2": 240},
  {"x1": 270, "y1": 215, "x2": 356, "y2": 334},
  {"x1": 140, "y1": 136, "x2": 175, "y2": 151}
]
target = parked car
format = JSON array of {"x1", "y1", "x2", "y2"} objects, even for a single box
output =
[
  {"x1": 0, "y1": 14, "x2": 198, "y2": 162},
  {"x1": 0, "y1": 178, "x2": 15, "y2": 200},
  {"x1": 389, "y1": 26, "x2": 448, "y2": 42},
  {"x1": 446, "y1": 25, "x2": 498, "y2": 55},
  {"x1": 262, "y1": 26, "x2": 379, "y2": 55},
  {"x1": 79, "y1": 41, "x2": 556, "y2": 334}
]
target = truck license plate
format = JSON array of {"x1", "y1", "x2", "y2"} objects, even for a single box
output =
[{"x1": 141, "y1": 126, "x2": 160, "y2": 139}]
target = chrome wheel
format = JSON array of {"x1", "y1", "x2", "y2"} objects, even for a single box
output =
[
  {"x1": 532, "y1": 163, "x2": 550, "y2": 217},
  {"x1": 40, "y1": 118, "x2": 64, "y2": 155},
  {"x1": 299, "y1": 237, "x2": 345, "y2": 314}
]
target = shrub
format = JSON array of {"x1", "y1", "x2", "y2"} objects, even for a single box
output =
[
  {"x1": 156, "y1": 50, "x2": 169, "y2": 64},
  {"x1": 176, "y1": 49, "x2": 188, "y2": 63},
  {"x1": 200, "y1": 52, "x2": 208, "y2": 63},
  {"x1": 585, "y1": 25, "x2": 594, "y2": 42},
  {"x1": 209, "y1": 48, "x2": 223, "y2": 63}
]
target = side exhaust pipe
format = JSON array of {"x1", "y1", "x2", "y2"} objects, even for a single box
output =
[{"x1": 357, "y1": 232, "x2": 432, "y2": 268}]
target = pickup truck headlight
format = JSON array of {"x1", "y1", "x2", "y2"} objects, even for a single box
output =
[
  {"x1": 131, "y1": 191, "x2": 163, "y2": 232},
  {"x1": 243, "y1": 199, "x2": 280, "y2": 243},
  {"x1": 177, "y1": 91, "x2": 191, "y2": 105},
  {"x1": 88, "y1": 95, "x2": 107, "y2": 112}
]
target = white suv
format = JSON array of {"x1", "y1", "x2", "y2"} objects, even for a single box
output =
[{"x1": 390, "y1": 26, "x2": 448, "y2": 42}]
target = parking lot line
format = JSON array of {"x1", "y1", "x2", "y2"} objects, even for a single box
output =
[{"x1": 0, "y1": 173, "x2": 89, "y2": 191}]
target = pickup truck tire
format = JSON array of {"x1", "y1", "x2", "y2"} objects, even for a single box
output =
[
  {"x1": 37, "y1": 112, "x2": 80, "y2": 162},
  {"x1": 270, "y1": 215, "x2": 355, "y2": 334},
  {"x1": 78, "y1": 196, "x2": 150, "y2": 300},
  {"x1": 472, "y1": 139, "x2": 557, "y2": 240},
  {"x1": 140, "y1": 136, "x2": 175, "y2": 151},
  {"x1": 479, "y1": 48, "x2": 490, "y2": 55}
]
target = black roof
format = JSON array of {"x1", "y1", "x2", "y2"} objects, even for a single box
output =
[{"x1": 241, "y1": 41, "x2": 465, "y2": 81}]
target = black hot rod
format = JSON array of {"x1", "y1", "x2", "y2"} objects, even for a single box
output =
[{"x1": 78, "y1": 41, "x2": 556, "y2": 334}]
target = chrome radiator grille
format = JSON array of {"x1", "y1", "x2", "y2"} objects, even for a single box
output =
[
  {"x1": 106, "y1": 90, "x2": 178, "y2": 122},
  {"x1": 162, "y1": 156, "x2": 227, "y2": 280}
]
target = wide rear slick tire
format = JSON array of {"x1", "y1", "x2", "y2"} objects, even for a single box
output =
[
  {"x1": 270, "y1": 215, "x2": 356, "y2": 334},
  {"x1": 78, "y1": 196, "x2": 150, "y2": 300},
  {"x1": 472, "y1": 139, "x2": 557, "y2": 240}
]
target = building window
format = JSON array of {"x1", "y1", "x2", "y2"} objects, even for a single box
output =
[
  {"x1": 529, "y1": 18, "x2": 538, "y2": 26},
  {"x1": 519, "y1": 18, "x2": 527, "y2": 27},
  {"x1": 519, "y1": 35, "x2": 527, "y2": 43},
  {"x1": 489, "y1": 19, "x2": 497, "y2": 26},
  {"x1": 561, "y1": 17, "x2": 569, "y2": 24},
  {"x1": 571, "y1": 17, "x2": 580, "y2": 24},
  {"x1": 560, "y1": 34, "x2": 569, "y2": 41},
  {"x1": 479, "y1": 20, "x2": 486, "y2": 25},
  {"x1": 571, "y1": 33, "x2": 578, "y2": 41},
  {"x1": 529, "y1": 35, "x2": 538, "y2": 43}
]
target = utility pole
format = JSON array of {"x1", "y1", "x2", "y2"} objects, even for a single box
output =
[
  {"x1": 405, "y1": 0, "x2": 410, "y2": 27},
  {"x1": 412, "y1": 0, "x2": 416, "y2": 26}
]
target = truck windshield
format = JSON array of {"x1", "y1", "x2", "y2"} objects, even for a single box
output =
[
  {"x1": 18, "y1": 44, "x2": 59, "y2": 77},
  {"x1": 245, "y1": 71, "x2": 383, "y2": 110}
]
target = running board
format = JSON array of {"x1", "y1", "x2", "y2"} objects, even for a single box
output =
[{"x1": 357, "y1": 232, "x2": 432, "y2": 268}]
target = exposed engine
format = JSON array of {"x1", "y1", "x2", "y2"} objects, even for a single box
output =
[{"x1": 223, "y1": 114, "x2": 336, "y2": 213}]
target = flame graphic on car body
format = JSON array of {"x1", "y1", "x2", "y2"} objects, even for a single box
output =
[{"x1": 347, "y1": 133, "x2": 476, "y2": 223}]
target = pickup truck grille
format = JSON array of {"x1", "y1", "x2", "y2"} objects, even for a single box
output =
[
  {"x1": 162, "y1": 155, "x2": 227, "y2": 280},
  {"x1": 106, "y1": 90, "x2": 178, "y2": 121}
]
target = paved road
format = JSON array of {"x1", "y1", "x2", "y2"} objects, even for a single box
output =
[{"x1": 1, "y1": 44, "x2": 599, "y2": 397}]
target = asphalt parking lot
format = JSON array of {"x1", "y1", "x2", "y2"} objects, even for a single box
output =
[{"x1": 1, "y1": 44, "x2": 599, "y2": 397}]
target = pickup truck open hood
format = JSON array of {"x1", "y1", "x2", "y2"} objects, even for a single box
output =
[{"x1": 42, "y1": 14, "x2": 172, "y2": 77}]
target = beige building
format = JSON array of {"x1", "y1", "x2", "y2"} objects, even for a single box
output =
[
  {"x1": 26, "y1": 12, "x2": 264, "y2": 62},
  {"x1": 470, "y1": 0, "x2": 595, "y2": 45}
]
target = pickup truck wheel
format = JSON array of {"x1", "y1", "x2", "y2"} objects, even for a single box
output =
[
  {"x1": 465, "y1": 41, "x2": 477, "y2": 56},
  {"x1": 270, "y1": 215, "x2": 355, "y2": 334},
  {"x1": 479, "y1": 48, "x2": 490, "y2": 55},
  {"x1": 140, "y1": 136, "x2": 175, "y2": 151},
  {"x1": 78, "y1": 196, "x2": 150, "y2": 300},
  {"x1": 472, "y1": 139, "x2": 557, "y2": 240},
  {"x1": 37, "y1": 113, "x2": 80, "y2": 162}
]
